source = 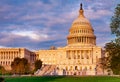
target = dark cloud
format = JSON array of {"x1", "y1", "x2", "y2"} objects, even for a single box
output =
[{"x1": 0, "y1": 0, "x2": 119, "y2": 50}]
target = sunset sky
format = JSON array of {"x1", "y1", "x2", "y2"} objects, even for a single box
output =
[{"x1": 0, "y1": 0, "x2": 119, "y2": 50}]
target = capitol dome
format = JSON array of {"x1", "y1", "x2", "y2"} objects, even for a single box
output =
[{"x1": 67, "y1": 4, "x2": 96, "y2": 46}]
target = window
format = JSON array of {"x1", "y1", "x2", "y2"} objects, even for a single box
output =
[
  {"x1": 81, "y1": 54, "x2": 84, "y2": 59},
  {"x1": 80, "y1": 67, "x2": 82, "y2": 71},
  {"x1": 89, "y1": 66, "x2": 92, "y2": 70},
  {"x1": 78, "y1": 55, "x2": 80, "y2": 59},
  {"x1": 75, "y1": 66, "x2": 78, "y2": 70},
  {"x1": 86, "y1": 54, "x2": 89, "y2": 59}
]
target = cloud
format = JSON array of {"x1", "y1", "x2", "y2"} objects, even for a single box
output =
[
  {"x1": 0, "y1": 45, "x2": 7, "y2": 48},
  {"x1": 0, "y1": 4, "x2": 12, "y2": 12},
  {"x1": 0, "y1": 0, "x2": 119, "y2": 50},
  {"x1": 85, "y1": 8, "x2": 112, "y2": 20},
  {"x1": 11, "y1": 30, "x2": 48, "y2": 41}
]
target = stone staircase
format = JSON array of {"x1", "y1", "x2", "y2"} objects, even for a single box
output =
[
  {"x1": 34, "y1": 65, "x2": 56, "y2": 76},
  {"x1": 44, "y1": 65, "x2": 56, "y2": 75}
]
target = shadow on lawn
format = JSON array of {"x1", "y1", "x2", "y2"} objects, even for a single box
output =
[
  {"x1": 0, "y1": 77, "x2": 5, "y2": 82},
  {"x1": 5, "y1": 76, "x2": 65, "y2": 82},
  {"x1": 38, "y1": 76, "x2": 65, "y2": 82}
]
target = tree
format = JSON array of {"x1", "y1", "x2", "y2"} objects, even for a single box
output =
[
  {"x1": 34, "y1": 60, "x2": 42, "y2": 71},
  {"x1": 11, "y1": 57, "x2": 21, "y2": 74},
  {"x1": 11, "y1": 57, "x2": 30, "y2": 74},
  {"x1": 104, "y1": 4, "x2": 120, "y2": 75},
  {"x1": 98, "y1": 56, "x2": 109, "y2": 74},
  {"x1": 20, "y1": 58, "x2": 30, "y2": 74},
  {"x1": 105, "y1": 39, "x2": 120, "y2": 74},
  {"x1": 0, "y1": 65, "x2": 6, "y2": 75},
  {"x1": 110, "y1": 4, "x2": 120, "y2": 37}
]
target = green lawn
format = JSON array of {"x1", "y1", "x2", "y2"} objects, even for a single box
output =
[{"x1": 5, "y1": 76, "x2": 120, "y2": 82}]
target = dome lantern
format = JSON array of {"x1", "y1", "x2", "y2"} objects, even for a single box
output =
[{"x1": 79, "y1": 3, "x2": 85, "y2": 18}]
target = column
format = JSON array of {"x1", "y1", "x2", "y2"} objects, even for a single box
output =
[
  {"x1": 89, "y1": 37, "x2": 90, "y2": 44},
  {"x1": 90, "y1": 50, "x2": 93, "y2": 64},
  {"x1": 90, "y1": 37, "x2": 92, "y2": 44},
  {"x1": 83, "y1": 37, "x2": 84, "y2": 43},
  {"x1": 81, "y1": 50, "x2": 83, "y2": 64},
  {"x1": 71, "y1": 38, "x2": 73, "y2": 43},
  {"x1": 87, "y1": 37, "x2": 88, "y2": 43},
  {"x1": 85, "y1": 37, "x2": 86, "y2": 43},
  {"x1": 82, "y1": 37, "x2": 83, "y2": 43},
  {"x1": 89, "y1": 50, "x2": 92, "y2": 64},
  {"x1": 70, "y1": 51, "x2": 72, "y2": 59},
  {"x1": 73, "y1": 37, "x2": 75, "y2": 43},
  {"x1": 3, "y1": 52, "x2": 5, "y2": 59},
  {"x1": 78, "y1": 37, "x2": 79, "y2": 42},
  {"x1": 74, "y1": 37, "x2": 76, "y2": 43},
  {"x1": 76, "y1": 37, "x2": 78, "y2": 42},
  {"x1": 80, "y1": 37, "x2": 81, "y2": 43},
  {"x1": 80, "y1": 50, "x2": 81, "y2": 59},
  {"x1": 73, "y1": 51, "x2": 75, "y2": 59},
  {"x1": 11, "y1": 52, "x2": 13, "y2": 59},
  {"x1": 87, "y1": 37, "x2": 89, "y2": 44},
  {"x1": 83, "y1": 37, "x2": 85, "y2": 43},
  {"x1": 8, "y1": 52, "x2": 10, "y2": 59},
  {"x1": 5, "y1": 52, "x2": 7, "y2": 59},
  {"x1": 75, "y1": 50, "x2": 77, "y2": 59}
]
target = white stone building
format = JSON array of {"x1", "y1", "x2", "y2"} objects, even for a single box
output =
[
  {"x1": 37, "y1": 4, "x2": 103, "y2": 75},
  {"x1": 0, "y1": 4, "x2": 103, "y2": 75}
]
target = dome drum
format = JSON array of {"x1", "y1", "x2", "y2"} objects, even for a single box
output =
[
  {"x1": 67, "y1": 36, "x2": 96, "y2": 45},
  {"x1": 67, "y1": 4, "x2": 96, "y2": 46}
]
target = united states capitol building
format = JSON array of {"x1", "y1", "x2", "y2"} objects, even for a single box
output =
[{"x1": 0, "y1": 4, "x2": 103, "y2": 75}]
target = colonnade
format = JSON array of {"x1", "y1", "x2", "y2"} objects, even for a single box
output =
[
  {"x1": 0, "y1": 51, "x2": 20, "y2": 65},
  {"x1": 66, "y1": 50, "x2": 93, "y2": 64},
  {"x1": 57, "y1": 64, "x2": 96, "y2": 75},
  {"x1": 70, "y1": 28, "x2": 93, "y2": 34},
  {"x1": 66, "y1": 50, "x2": 91, "y2": 59},
  {"x1": 68, "y1": 36, "x2": 96, "y2": 45},
  {"x1": 0, "y1": 51, "x2": 20, "y2": 60}
]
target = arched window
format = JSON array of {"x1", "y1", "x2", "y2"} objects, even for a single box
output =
[
  {"x1": 86, "y1": 54, "x2": 89, "y2": 59},
  {"x1": 6, "y1": 61, "x2": 7, "y2": 65},
  {"x1": 89, "y1": 66, "x2": 92, "y2": 70},
  {"x1": 80, "y1": 67, "x2": 82, "y2": 71},
  {"x1": 3, "y1": 61, "x2": 5, "y2": 65},
  {"x1": 78, "y1": 60, "x2": 80, "y2": 64},
  {"x1": 81, "y1": 54, "x2": 84, "y2": 59},
  {"x1": 70, "y1": 66, "x2": 72, "y2": 70},
  {"x1": 78, "y1": 55, "x2": 80, "y2": 59},
  {"x1": 75, "y1": 66, "x2": 78, "y2": 70},
  {"x1": 85, "y1": 66, "x2": 87, "y2": 71},
  {"x1": 74, "y1": 54, "x2": 76, "y2": 59},
  {"x1": 66, "y1": 66, "x2": 68, "y2": 71}
]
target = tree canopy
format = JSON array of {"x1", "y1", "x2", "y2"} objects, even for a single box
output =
[
  {"x1": 110, "y1": 4, "x2": 120, "y2": 37},
  {"x1": 104, "y1": 4, "x2": 120, "y2": 75},
  {"x1": 11, "y1": 57, "x2": 30, "y2": 75},
  {"x1": 0, "y1": 65, "x2": 6, "y2": 75},
  {"x1": 34, "y1": 60, "x2": 42, "y2": 71}
]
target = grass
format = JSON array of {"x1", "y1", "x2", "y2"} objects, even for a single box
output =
[{"x1": 4, "y1": 76, "x2": 120, "y2": 82}]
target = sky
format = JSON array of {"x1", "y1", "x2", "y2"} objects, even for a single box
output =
[{"x1": 0, "y1": 0, "x2": 119, "y2": 50}]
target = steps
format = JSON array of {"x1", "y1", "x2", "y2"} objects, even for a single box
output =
[{"x1": 34, "y1": 65, "x2": 56, "y2": 76}]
